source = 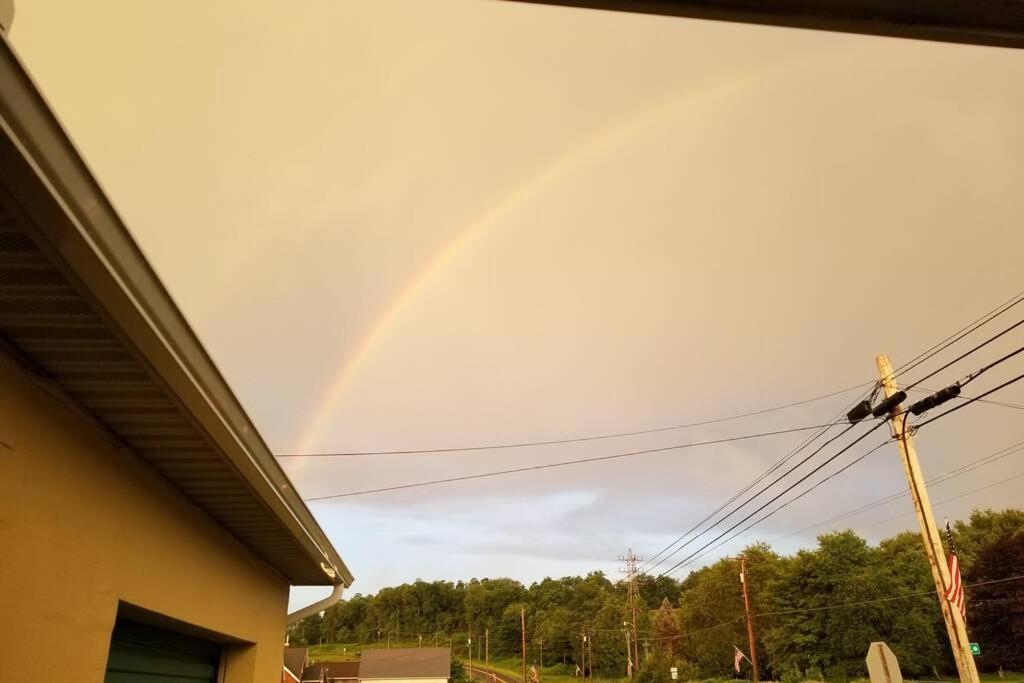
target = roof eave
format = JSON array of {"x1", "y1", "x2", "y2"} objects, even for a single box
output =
[{"x1": 0, "y1": 34, "x2": 352, "y2": 587}]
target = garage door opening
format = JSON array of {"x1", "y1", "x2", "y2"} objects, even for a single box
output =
[{"x1": 104, "y1": 617, "x2": 221, "y2": 682}]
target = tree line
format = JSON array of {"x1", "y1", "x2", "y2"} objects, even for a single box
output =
[{"x1": 289, "y1": 508, "x2": 1024, "y2": 680}]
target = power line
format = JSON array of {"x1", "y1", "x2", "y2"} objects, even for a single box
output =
[
  {"x1": 890, "y1": 289, "x2": 1024, "y2": 383},
  {"x1": 864, "y1": 470, "x2": 1024, "y2": 530},
  {"x1": 905, "y1": 317, "x2": 1024, "y2": 391},
  {"x1": 646, "y1": 422, "x2": 867, "y2": 574},
  {"x1": 282, "y1": 291, "x2": 1024, "y2": 459},
  {"x1": 302, "y1": 422, "x2": 841, "y2": 501},
  {"x1": 773, "y1": 439, "x2": 1024, "y2": 542},
  {"x1": 908, "y1": 386, "x2": 1024, "y2": 411},
  {"x1": 278, "y1": 383, "x2": 870, "y2": 458},
  {"x1": 914, "y1": 370, "x2": 1024, "y2": 429},
  {"x1": 676, "y1": 439, "x2": 892, "y2": 571},
  {"x1": 660, "y1": 421, "x2": 890, "y2": 578},
  {"x1": 752, "y1": 574, "x2": 1024, "y2": 619},
  {"x1": 639, "y1": 411, "x2": 858, "y2": 573},
  {"x1": 642, "y1": 289, "x2": 1024, "y2": 575}
]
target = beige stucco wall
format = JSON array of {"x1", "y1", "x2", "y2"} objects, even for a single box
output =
[{"x1": 0, "y1": 352, "x2": 291, "y2": 681}]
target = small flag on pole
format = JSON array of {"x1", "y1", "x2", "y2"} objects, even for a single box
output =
[
  {"x1": 944, "y1": 519, "x2": 966, "y2": 620},
  {"x1": 734, "y1": 646, "x2": 748, "y2": 673}
]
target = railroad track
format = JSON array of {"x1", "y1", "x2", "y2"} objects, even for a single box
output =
[{"x1": 464, "y1": 663, "x2": 520, "y2": 683}]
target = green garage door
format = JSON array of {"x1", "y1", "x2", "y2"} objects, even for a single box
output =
[{"x1": 104, "y1": 618, "x2": 220, "y2": 683}]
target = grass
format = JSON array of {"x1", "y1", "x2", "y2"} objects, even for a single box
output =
[
  {"x1": 306, "y1": 645, "x2": 1022, "y2": 683},
  {"x1": 307, "y1": 640, "x2": 428, "y2": 662}
]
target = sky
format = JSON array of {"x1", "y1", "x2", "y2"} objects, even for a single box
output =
[{"x1": 9, "y1": 1, "x2": 1024, "y2": 608}]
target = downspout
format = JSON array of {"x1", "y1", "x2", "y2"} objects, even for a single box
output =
[{"x1": 288, "y1": 564, "x2": 347, "y2": 625}]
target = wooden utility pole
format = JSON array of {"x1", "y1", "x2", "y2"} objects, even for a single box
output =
[
  {"x1": 581, "y1": 633, "x2": 588, "y2": 683},
  {"x1": 739, "y1": 556, "x2": 759, "y2": 683},
  {"x1": 876, "y1": 354, "x2": 980, "y2": 683},
  {"x1": 469, "y1": 636, "x2": 473, "y2": 680},
  {"x1": 623, "y1": 627, "x2": 632, "y2": 678},
  {"x1": 521, "y1": 608, "x2": 528, "y2": 683},
  {"x1": 485, "y1": 629, "x2": 490, "y2": 675},
  {"x1": 587, "y1": 630, "x2": 594, "y2": 683}
]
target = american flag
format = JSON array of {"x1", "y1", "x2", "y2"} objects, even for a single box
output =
[
  {"x1": 944, "y1": 519, "x2": 966, "y2": 619},
  {"x1": 734, "y1": 646, "x2": 747, "y2": 673}
]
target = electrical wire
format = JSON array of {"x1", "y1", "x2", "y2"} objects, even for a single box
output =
[
  {"x1": 676, "y1": 439, "x2": 891, "y2": 571},
  {"x1": 913, "y1": 371, "x2": 1024, "y2": 429},
  {"x1": 908, "y1": 386, "x2": 1024, "y2": 411},
  {"x1": 638, "y1": 406, "x2": 861, "y2": 573},
  {"x1": 302, "y1": 422, "x2": 842, "y2": 501},
  {"x1": 752, "y1": 574, "x2": 1024, "y2": 619},
  {"x1": 278, "y1": 383, "x2": 871, "y2": 458},
  {"x1": 905, "y1": 317, "x2": 1024, "y2": 391},
  {"x1": 659, "y1": 421, "x2": 890, "y2": 578},
  {"x1": 285, "y1": 291, "x2": 1024, "y2": 459},
  {"x1": 642, "y1": 289, "x2": 1024, "y2": 575},
  {"x1": 773, "y1": 439, "x2": 1024, "y2": 542},
  {"x1": 890, "y1": 289, "x2": 1024, "y2": 383},
  {"x1": 864, "y1": 471, "x2": 1024, "y2": 530},
  {"x1": 647, "y1": 422, "x2": 867, "y2": 574}
]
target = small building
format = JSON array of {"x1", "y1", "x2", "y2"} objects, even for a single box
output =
[
  {"x1": 359, "y1": 648, "x2": 452, "y2": 683},
  {"x1": 0, "y1": 33, "x2": 352, "y2": 683},
  {"x1": 302, "y1": 660, "x2": 361, "y2": 683},
  {"x1": 285, "y1": 647, "x2": 311, "y2": 683}
]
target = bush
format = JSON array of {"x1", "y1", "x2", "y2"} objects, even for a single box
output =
[{"x1": 780, "y1": 665, "x2": 803, "y2": 683}]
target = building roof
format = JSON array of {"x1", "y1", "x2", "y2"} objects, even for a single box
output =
[
  {"x1": 302, "y1": 661, "x2": 360, "y2": 681},
  {"x1": 507, "y1": 0, "x2": 1024, "y2": 49},
  {"x1": 359, "y1": 648, "x2": 451, "y2": 680},
  {"x1": 0, "y1": 33, "x2": 351, "y2": 587},
  {"x1": 284, "y1": 647, "x2": 309, "y2": 680}
]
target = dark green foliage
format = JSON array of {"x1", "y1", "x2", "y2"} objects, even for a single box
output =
[
  {"x1": 969, "y1": 531, "x2": 1024, "y2": 670},
  {"x1": 291, "y1": 508, "x2": 1023, "y2": 679},
  {"x1": 451, "y1": 651, "x2": 468, "y2": 682}
]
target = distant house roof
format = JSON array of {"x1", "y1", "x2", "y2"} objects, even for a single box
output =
[
  {"x1": 359, "y1": 648, "x2": 451, "y2": 680},
  {"x1": 302, "y1": 661, "x2": 360, "y2": 682},
  {"x1": 284, "y1": 647, "x2": 309, "y2": 681},
  {"x1": 0, "y1": 29, "x2": 351, "y2": 587}
]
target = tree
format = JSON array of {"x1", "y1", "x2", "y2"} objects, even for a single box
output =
[
  {"x1": 652, "y1": 598, "x2": 681, "y2": 657},
  {"x1": 969, "y1": 531, "x2": 1024, "y2": 670},
  {"x1": 952, "y1": 509, "x2": 1024, "y2": 574}
]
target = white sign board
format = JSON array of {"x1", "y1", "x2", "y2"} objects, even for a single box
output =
[
  {"x1": 670, "y1": 667, "x2": 678, "y2": 680},
  {"x1": 866, "y1": 642, "x2": 903, "y2": 683}
]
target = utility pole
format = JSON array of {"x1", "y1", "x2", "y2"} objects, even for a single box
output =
[
  {"x1": 587, "y1": 630, "x2": 594, "y2": 683},
  {"x1": 739, "y1": 556, "x2": 759, "y2": 683},
  {"x1": 538, "y1": 638, "x2": 544, "y2": 681},
  {"x1": 419, "y1": 634, "x2": 423, "y2": 648},
  {"x1": 619, "y1": 549, "x2": 644, "y2": 671},
  {"x1": 876, "y1": 354, "x2": 980, "y2": 683},
  {"x1": 469, "y1": 636, "x2": 473, "y2": 681},
  {"x1": 485, "y1": 629, "x2": 490, "y2": 675},
  {"x1": 521, "y1": 608, "x2": 528, "y2": 683},
  {"x1": 581, "y1": 632, "x2": 587, "y2": 683},
  {"x1": 623, "y1": 627, "x2": 632, "y2": 678}
]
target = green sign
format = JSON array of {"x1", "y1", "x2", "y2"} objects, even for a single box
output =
[{"x1": 969, "y1": 643, "x2": 981, "y2": 656}]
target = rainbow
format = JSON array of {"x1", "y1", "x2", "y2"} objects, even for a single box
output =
[{"x1": 293, "y1": 50, "x2": 848, "y2": 456}]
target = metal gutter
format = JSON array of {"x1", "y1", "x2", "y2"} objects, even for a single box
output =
[{"x1": 0, "y1": 33, "x2": 351, "y2": 587}]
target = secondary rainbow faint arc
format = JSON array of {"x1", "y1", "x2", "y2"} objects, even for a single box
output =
[{"x1": 292, "y1": 54, "x2": 834, "y2": 457}]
